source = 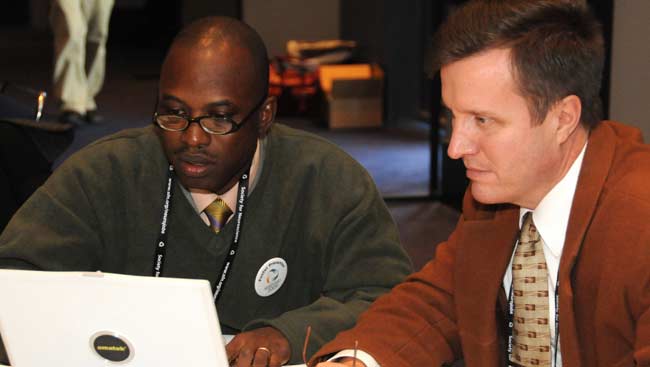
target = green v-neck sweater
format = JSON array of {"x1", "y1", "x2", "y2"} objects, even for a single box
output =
[{"x1": 0, "y1": 123, "x2": 412, "y2": 363}]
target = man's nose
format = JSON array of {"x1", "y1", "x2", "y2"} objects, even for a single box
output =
[
  {"x1": 447, "y1": 125, "x2": 477, "y2": 160},
  {"x1": 181, "y1": 121, "x2": 211, "y2": 148}
]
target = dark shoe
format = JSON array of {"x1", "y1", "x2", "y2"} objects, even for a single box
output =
[
  {"x1": 58, "y1": 111, "x2": 86, "y2": 126},
  {"x1": 85, "y1": 110, "x2": 103, "y2": 124}
]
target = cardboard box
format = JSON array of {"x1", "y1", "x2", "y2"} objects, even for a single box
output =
[{"x1": 319, "y1": 64, "x2": 384, "y2": 129}]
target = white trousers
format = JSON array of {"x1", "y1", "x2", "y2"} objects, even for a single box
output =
[{"x1": 50, "y1": 0, "x2": 114, "y2": 114}]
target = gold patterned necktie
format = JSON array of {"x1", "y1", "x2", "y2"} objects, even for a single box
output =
[
  {"x1": 204, "y1": 198, "x2": 232, "y2": 234},
  {"x1": 511, "y1": 212, "x2": 551, "y2": 366}
]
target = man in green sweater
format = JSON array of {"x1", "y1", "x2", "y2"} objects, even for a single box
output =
[{"x1": 0, "y1": 17, "x2": 412, "y2": 366}]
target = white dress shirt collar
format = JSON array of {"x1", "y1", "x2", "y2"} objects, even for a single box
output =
[
  {"x1": 188, "y1": 138, "x2": 263, "y2": 222},
  {"x1": 519, "y1": 142, "x2": 588, "y2": 259}
]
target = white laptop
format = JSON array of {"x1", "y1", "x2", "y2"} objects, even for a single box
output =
[{"x1": 0, "y1": 269, "x2": 229, "y2": 367}]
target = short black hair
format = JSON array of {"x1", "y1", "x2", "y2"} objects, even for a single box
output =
[
  {"x1": 171, "y1": 16, "x2": 269, "y2": 100},
  {"x1": 432, "y1": 0, "x2": 604, "y2": 127}
]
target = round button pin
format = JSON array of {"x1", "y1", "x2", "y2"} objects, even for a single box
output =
[{"x1": 254, "y1": 257, "x2": 288, "y2": 297}]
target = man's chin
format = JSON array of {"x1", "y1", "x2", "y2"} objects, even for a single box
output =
[
  {"x1": 176, "y1": 173, "x2": 237, "y2": 195},
  {"x1": 470, "y1": 184, "x2": 503, "y2": 205},
  {"x1": 177, "y1": 174, "x2": 218, "y2": 192}
]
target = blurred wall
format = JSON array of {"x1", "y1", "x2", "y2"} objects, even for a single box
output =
[
  {"x1": 182, "y1": 0, "x2": 240, "y2": 25},
  {"x1": 30, "y1": 0, "x2": 154, "y2": 29},
  {"x1": 242, "y1": 0, "x2": 340, "y2": 57},
  {"x1": 609, "y1": 0, "x2": 650, "y2": 141},
  {"x1": 29, "y1": 0, "x2": 48, "y2": 29}
]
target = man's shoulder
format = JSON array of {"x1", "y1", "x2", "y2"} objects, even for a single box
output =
[
  {"x1": 85, "y1": 125, "x2": 159, "y2": 152},
  {"x1": 71, "y1": 125, "x2": 159, "y2": 158},
  {"x1": 596, "y1": 122, "x2": 650, "y2": 190},
  {"x1": 261, "y1": 123, "x2": 378, "y2": 195},
  {"x1": 597, "y1": 120, "x2": 645, "y2": 145},
  {"x1": 57, "y1": 126, "x2": 164, "y2": 178},
  {"x1": 267, "y1": 123, "x2": 364, "y2": 168},
  {"x1": 268, "y1": 123, "x2": 343, "y2": 151}
]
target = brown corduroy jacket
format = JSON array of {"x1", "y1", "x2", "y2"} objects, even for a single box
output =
[{"x1": 312, "y1": 121, "x2": 650, "y2": 367}]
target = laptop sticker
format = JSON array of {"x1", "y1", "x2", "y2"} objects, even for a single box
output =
[{"x1": 90, "y1": 332, "x2": 134, "y2": 363}]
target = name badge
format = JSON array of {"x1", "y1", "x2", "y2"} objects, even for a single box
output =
[{"x1": 254, "y1": 257, "x2": 287, "y2": 297}]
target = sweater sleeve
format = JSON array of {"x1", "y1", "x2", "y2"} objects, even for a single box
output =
[
  {"x1": 0, "y1": 128, "x2": 164, "y2": 272},
  {"x1": 0, "y1": 153, "x2": 106, "y2": 271},
  {"x1": 308, "y1": 189, "x2": 490, "y2": 366},
  {"x1": 243, "y1": 162, "x2": 413, "y2": 364}
]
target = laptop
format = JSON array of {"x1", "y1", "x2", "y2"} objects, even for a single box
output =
[{"x1": 0, "y1": 269, "x2": 229, "y2": 366}]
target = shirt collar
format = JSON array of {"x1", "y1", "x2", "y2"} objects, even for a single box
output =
[
  {"x1": 519, "y1": 142, "x2": 588, "y2": 258},
  {"x1": 190, "y1": 138, "x2": 263, "y2": 213}
]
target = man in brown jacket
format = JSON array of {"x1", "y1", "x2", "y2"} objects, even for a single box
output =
[{"x1": 313, "y1": 1, "x2": 650, "y2": 366}]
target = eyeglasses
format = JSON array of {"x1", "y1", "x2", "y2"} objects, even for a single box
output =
[{"x1": 153, "y1": 96, "x2": 267, "y2": 135}]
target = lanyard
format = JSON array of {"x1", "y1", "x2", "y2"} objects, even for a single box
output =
[
  {"x1": 506, "y1": 275, "x2": 560, "y2": 367},
  {"x1": 152, "y1": 165, "x2": 175, "y2": 278},
  {"x1": 152, "y1": 165, "x2": 250, "y2": 303}
]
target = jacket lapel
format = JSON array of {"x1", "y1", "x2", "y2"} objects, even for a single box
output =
[
  {"x1": 454, "y1": 206, "x2": 519, "y2": 365},
  {"x1": 557, "y1": 122, "x2": 617, "y2": 365}
]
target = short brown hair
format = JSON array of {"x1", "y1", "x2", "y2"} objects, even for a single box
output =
[{"x1": 432, "y1": 0, "x2": 604, "y2": 127}]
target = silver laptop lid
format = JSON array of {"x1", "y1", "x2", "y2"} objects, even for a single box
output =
[{"x1": 0, "y1": 270, "x2": 229, "y2": 366}]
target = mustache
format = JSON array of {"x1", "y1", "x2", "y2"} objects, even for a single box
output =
[{"x1": 174, "y1": 149, "x2": 216, "y2": 164}]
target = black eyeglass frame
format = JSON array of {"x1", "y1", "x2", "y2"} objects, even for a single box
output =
[{"x1": 153, "y1": 95, "x2": 268, "y2": 135}]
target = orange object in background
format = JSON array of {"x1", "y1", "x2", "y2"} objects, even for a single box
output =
[
  {"x1": 318, "y1": 64, "x2": 384, "y2": 129},
  {"x1": 268, "y1": 58, "x2": 320, "y2": 116},
  {"x1": 318, "y1": 64, "x2": 382, "y2": 94}
]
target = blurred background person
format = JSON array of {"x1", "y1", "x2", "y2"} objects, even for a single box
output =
[{"x1": 50, "y1": 0, "x2": 114, "y2": 125}]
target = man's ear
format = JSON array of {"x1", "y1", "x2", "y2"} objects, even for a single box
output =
[
  {"x1": 554, "y1": 94, "x2": 582, "y2": 144},
  {"x1": 258, "y1": 96, "x2": 277, "y2": 137}
]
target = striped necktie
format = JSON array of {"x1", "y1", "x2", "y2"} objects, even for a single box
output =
[
  {"x1": 204, "y1": 198, "x2": 232, "y2": 234},
  {"x1": 511, "y1": 212, "x2": 551, "y2": 366}
]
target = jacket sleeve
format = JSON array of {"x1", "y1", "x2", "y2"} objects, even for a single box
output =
[
  {"x1": 632, "y1": 234, "x2": 650, "y2": 364},
  {"x1": 243, "y1": 169, "x2": 413, "y2": 364},
  {"x1": 635, "y1": 289, "x2": 650, "y2": 364},
  {"x1": 309, "y1": 216, "x2": 466, "y2": 367}
]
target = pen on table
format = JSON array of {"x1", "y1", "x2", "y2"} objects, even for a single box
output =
[{"x1": 302, "y1": 325, "x2": 312, "y2": 365}]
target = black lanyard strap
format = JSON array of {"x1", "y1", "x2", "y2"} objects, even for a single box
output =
[
  {"x1": 212, "y1": 170, "x2": 249, "y2": 302},
  {"x1": 152, "y1": 165, "x2": 250, "y2": 303},
  {"x1": 152, "y1": 165, "x2": 175, "y2": 277}
]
